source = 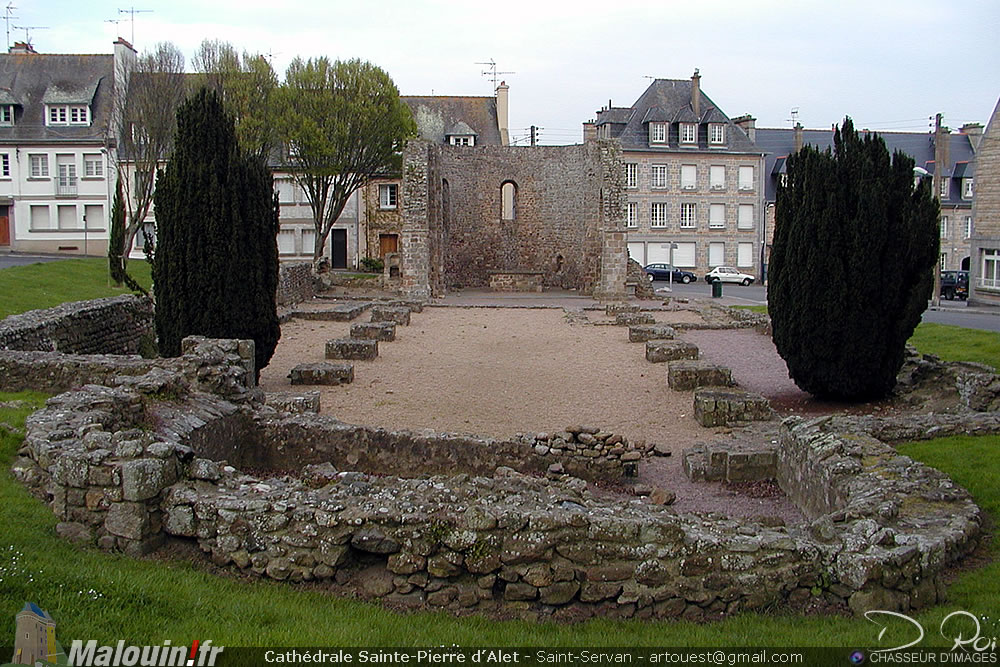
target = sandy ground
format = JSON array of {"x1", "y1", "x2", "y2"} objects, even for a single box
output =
[{"x1": 259, "y1": 303, "x2": 806, "y2": 523}]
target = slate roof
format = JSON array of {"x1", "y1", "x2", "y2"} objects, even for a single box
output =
[
  {"x1": 598, "y1": 78, "x2": 758, "y2": 153},
  {"x1": 755, "y1": 127, "x2": 978, "y2": 203},
  {"x1": 20, "y1": 601, "x2": 53, "y2": 620},
  {"x1": 0, "y1": 53, "x2": 114, "y2": 144},
  {"x1": 402, "y1": 95, "x2": 502, "y2": 146}
]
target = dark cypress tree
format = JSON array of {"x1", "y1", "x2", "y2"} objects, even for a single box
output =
[
  {"x1": 108, "y1": 178, "x2": 126, "y2": 286},
  {"x1": 769, "y1": 118, "x2": 939, "y2": 401},
  {"x1": 152, "y1": 88, "x2": 280, "y2": 377}
]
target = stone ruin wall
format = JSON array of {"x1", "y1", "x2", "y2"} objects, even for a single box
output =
[
  {"x1": 401, "y1": 140, "x2": 627, "y2": 299},
  {"x1": 276, "y1": 262, "x2": 316, "y2": 307}
]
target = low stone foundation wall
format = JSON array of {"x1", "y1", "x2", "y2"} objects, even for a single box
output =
[
  {"x1": 277, "y1": 262, "x2": 316, "y2": 307},
  {"x1": 0, "y1": 295, "x2": 153, "y2": 355},
  {"x1": 489, "y1": 271, "x2": 544, "y2": 292}
]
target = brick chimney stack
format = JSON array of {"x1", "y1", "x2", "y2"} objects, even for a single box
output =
[
  {"x1": 732, "y1": 114, "x2": 756, "y2": 143},
  {"x1": 794, "y1": 123, "x2": 804, "y2": 153},
  {"x1": 496, "y1": 81, "x2": 510, "y2": 147},
  {"x1": 960, "y1": 122, "x2": 984, "y2": 152},
  {"x1": 691, "y1": 69, "x2": 701, "y2": 119},
  {"x1": 9, "y1": 41, "x2": 37, "y2": 54}
]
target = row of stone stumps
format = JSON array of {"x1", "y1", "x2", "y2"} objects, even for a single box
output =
[{"x1": 288, "y1": 301, "x2": 420, "y2": 387}]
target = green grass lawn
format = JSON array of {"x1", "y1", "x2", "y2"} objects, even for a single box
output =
[{"x1": 0, "y1": 258, "x2": 151, "y2": 320}]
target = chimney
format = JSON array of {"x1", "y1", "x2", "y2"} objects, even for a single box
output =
[
  {"x1": 934, "y1": 113, "x2": 951, "y2": 199},
  {"x1": 732, "y1": 114, "x2": 756, "y2": 143},
  {"x1": 691, "y1": 68, "x2": 701, "y2": 119},
  {"x1": 794, "y1": 123, "x2": 804, "y2": 153},
  {"x1": 9, "y1": 41, "x2": 36, "y2": 54},
  {"x1": 582, "y1": 120, "x2": 597, "y2": 143},
  {"x1": 960, "y1": 122, "x2": 984, "y2": 152},
  {"x1": 496, "y1": 81, "x2": 510, "y2": 146}
]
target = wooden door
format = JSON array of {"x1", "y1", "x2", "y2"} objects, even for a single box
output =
[
  {"x1": 379, "y1": 234, "x2": 398, "y2": 257},
  {"x1": 0, "y1": 215, "x2": 9, "y2": 246}
]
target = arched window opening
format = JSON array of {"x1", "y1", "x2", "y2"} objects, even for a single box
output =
[{"x1": 501, "y1": 181, "x2": 517, "y2": 221}]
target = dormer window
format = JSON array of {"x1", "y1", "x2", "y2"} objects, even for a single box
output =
[
  {"x1": 963, "y1": 178, "x2": 974, "y2": 200},
  {"x1": 679, "y1": 123, "x2": 696, "y2": 144},
  {"x1": 649, "y1": 122, "x2": 666, "y2": 144},
  {"x1": 0, "y1": 105, "x2": 13, "y2": 126},
  {"x1": 709, "y1": 123, "x2": 725, "y2": 145},
  {"x1": 940, "y1": 177, "x2": 950, "y2": 199},
  {"x1": 47, "y1": 105, "x2": 90, "y2": 126},
  {"x1": 449, "y1": 136, "x2": 474, "y2": 146}
]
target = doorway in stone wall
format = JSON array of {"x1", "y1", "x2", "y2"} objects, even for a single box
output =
[
  {"x1": 0, "y1": 206, "x2": 9, "y2": 246},
  {"x1": 332, "y1": 229, "x2": 348, "y2": 269}
]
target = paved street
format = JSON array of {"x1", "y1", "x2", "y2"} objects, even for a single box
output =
[{"x1": 0, "y1": 253, "x2": 68, "y2": 269}]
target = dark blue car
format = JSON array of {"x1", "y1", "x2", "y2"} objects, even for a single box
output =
[{"x1": 643, "y1": 263, "x2": 695, "y2": 284}]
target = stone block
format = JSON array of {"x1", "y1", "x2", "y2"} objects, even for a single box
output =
[
  {"x1": 121, "y1": 458, "x2": 176, "y2": 501},
  {"x1": 667, "y1": 360, "x2": 733, "y2": 390},
  {"x1": 645, "y1": 340, "x2": 699, "y2": 363},
  {"x1": 104, "y1": 502, "x2": 150, "y2": 540},
  {"x1": 289, "y1": 362, "x2": 353, "y2": 386},
  {"x1": 371, "y1": 306, "x2": 411, "y2": 325},
  {"x1": 325, "y1": 338, "x2": 378, "y2": 360},
  {"x1": 265, "y1": 391, "x2": 322, "y2": 413},
  {"x1": 351, "y1": 322, "x2": 397, "y2": 341},
  {"x1": 292, "y1": 303, "x2": 368, "y2": 321},
  {"x1": 606, "y1": 303, "x2": 640, "y2": 315},
  {"x1": 616, "y1": 312, "x2": 655, "y2": 326},
  {"x1": 694, "y1": 388, "x2": 773, "y2": 427},
  {"x1": 629, "y1": 325, "x2": 676, "y2": 343}
]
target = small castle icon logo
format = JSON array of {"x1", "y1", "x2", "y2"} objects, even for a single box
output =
[{"x1": 7, "y1": 602, "x2": 65, "y2": 666}]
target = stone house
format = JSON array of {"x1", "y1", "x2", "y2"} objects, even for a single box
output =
[
  {"x1": 583, "y1": 72, "x2": 766, "y2": 278},
  {"x1": 755, "y1": 118, "x2": 982, "y2": 278},
  {"x1": 969, "y1": 97, "x2": 1000, "y2": 306},
  {"x1": 0, "y1": 39, "x2": 134, "y2": 256},
  {"x1": 12, "y1": 601, "x2": 57, "y2": 665}
]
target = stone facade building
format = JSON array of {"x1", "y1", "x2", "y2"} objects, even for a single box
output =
[
  {"x1": 969, "y1": 97, "x2": 1000, "y2": 306},
  {"x1": 584, "y1": 72, "x2": 766, "y2": 278}
]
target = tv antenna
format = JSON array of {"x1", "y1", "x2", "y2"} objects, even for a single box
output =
[
  {"x1": 118, "y1": 6, "x2": 152, "y2": 45},
  {"x1": 13, "y1": 23, "x2": 46, "y2": 45},
  {"x1": 4, "y1": 3, "x2": 17, "y2": 50},
  {"x1": 476, "y1": 58, "x2": 515, "y2": 89},
  {"x1": 787, "y1": 107, "x2": 800, "y2": 127}
]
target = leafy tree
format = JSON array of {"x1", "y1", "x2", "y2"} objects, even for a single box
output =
[
  {"x1": 769, "y1": 118, "x2": 939, "y2": 401},
  {"x1": 152, "y1": 88, "x2": 280, "y2": 377},
  {"x1": 274, "y1": 57, "x2": 416, "y2": 264}
]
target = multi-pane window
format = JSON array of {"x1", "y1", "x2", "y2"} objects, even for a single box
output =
[
  {"x1": 378, "y1": 184, "x2": 397, "y2": 209},
  {"x1": 84, "y1": 154, "x2": 103, "y2": 178},
  {"x1": 624, "y1": 163, "x2": 638, "y2": 188},
  {"x1": 29, "y1": 154, "x2": 48, "y2": 178},
  {"x1": 651, "y1": 165, "x2": 667, "y2": 189},
  {"x1": 680, "y1": 123, "x2": 696, "y2": 144},
  {"x1": 966, "y1": 216, "x2": 973, "y2": 239},
  {"x1": 709, "y1": 165, "x2": 725, "y2": 190},
  {"x1": 983, "y1": 249, "x2": 1000, "y2": 289},
  {"x1": 69, "y1": 106, "x2": 88, "y2": 123},
  {"x1": 680, "y1": 165, "x2": 696, "y2": 190},
  {"x1": 940, "y1": 177, "x2": 950, "y2": 198},
  {"x1": 738, "y1": 166, "x2": 754, "y2": 190},
  {"x1": 626, "y1": 202, "x2": 638, "y2": 228},
  {"x1": 48, "y1": 106, "x2": 66, "y2": 124},
  {"x1": 57, "y1": 161, "x2": 77, "y2": 195},
  {"x1": 680, "y1": 203, "x2": 696, "y2": 228},
  {"x1": 450, "y1": 136, "x2": 473, "y2": 146},
  {"x1": 649, "y1": 123, "x2": 666, "y2": 144},
  {"x1": 709, "y1": 203, "x2": 726, "y2": 229},
  {"x1": 709, "y1": 124, "x2": 725, "y2": 144},
  {"x1": 650, "y1": 202, "x2": 668, "y2": 228},
  {"x1": 940, "y1": 216, "x2": 949, "y2": 238},
  {"x1": 940, "y1": 253, "x2": 948, "y2": 270},
  {"x1": 0, "y1": 153, "x2": 9, "y2": 177},
  {"x1": 964, "y1": 178, "x2": 974, "y2": 199},
  {"x1": 738, "y1": 204, "x2": 754, "y2": 230},
  {"x1": 0, "y1": 105, "x2": 12, "y2": 125},
  {"x1": 47, "y1": 105, "x2": 89, "y2": 125}
]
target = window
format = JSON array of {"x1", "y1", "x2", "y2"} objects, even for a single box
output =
[
  {"x1": 940, "y1": 253, "x2": 948, "y2": 270},
  {"x1": 940, "y1": 216, "x2": 949, "y2": 238},
  {"x1": 738, "y1": 166, "x2": 754, "y2": 191},
  {"x1": 56, "y1": 161, "x2": 77, "y2": 195},
  {"x1": 709, "y1": 242, "x2": 725, "y2": 267},
  {"x1": 709, "y1": 165, "x2": 725, "y2": 190},
  {"x1": 84, "y1": 204, "x2": 103, "y2": 229},
  {"x1": 30, "y1": 205, "x2": 51, "y2": 230},
  {"x1": 47, "y1": 105, "x2": 90, "y2": 126},
  {"x1": 626, "y1": 202, "x2": 637, "y2": 228},
  {"x1": 680, "y1": 165, "x2": 696, "y2": 190},
  {"x1": 738, "y1": 242, "x2": 753, "y2": 267},
  {"x1": 649, "y1": 123, "x2": 666, "y2": 144},
  {"x1": 0, "y1": 105, "x2": 12, "y2": 125},
  {"x1": 966, "y1": 216, "x2": 973, "y2": 239},
  {"x1": 0, "y1": 153, "x2": 9, "y2": 177},
  {"x1": 29, "y1": 154, "x2": 49, "y2": 178},
  {"x1": 277, "y1": 229, "x2": 296, "y2": 255},
  {"x1": 134, "y1": 169, "x2": 152, "y2": 195},
  {"x1": 982, "y1": 248, "x2": 1000, "y2": 289},
  {"x1": 83, "y1": 154, "x2": 103, "y2": 178},
  {"x1": 940, "y1": 177, "x2": 950, "y2": 198},
  {"x1": 378, "y1": 184, "x2": 398, "y2": 209},
  {"x1": 709, "y1": 124, "x2": 725, "y2": 145},
  {"x1": 673, "y1": 242, "x2": 696, "y2": 267},
  {"x1": 680, "y1": 123, "x2": 696, "y2": 144},
  {"x1": 624, "y1": 163, "x2": 637, "y2": 188},
  {"x1": 650, "y1": 202, "x2": 668, "y2": 228},
  {"x1": 963, "y1": 178, "x2": 974, "y2": 199},
  {"x1": 450, "y1": 136, "x2": 474, "y2": 146},
  {"x1": 501, "y1": 181, "x2": 516, "y2": 220},
  {"x1": 651, "y1": 165, "x2": 667, "y2": 189},
  {"x1": 57, "y1": 204, "x2": 77, "y2": 229},
  {"x1": 709, "y1": 203, "x2": 726, "y2": 229},
  {"x1": 680, "y1": 202, "x2": 696, "y2": 228},
  {"x1": 738, "y1": 204, "x2": 754, "y2": 230}
]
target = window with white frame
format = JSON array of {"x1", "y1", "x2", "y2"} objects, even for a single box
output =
[
  {"x1": 940, "y1": 216, "x2": 949, "y2": 238},
  {"x1": 738, "y1": 204, "x2": 754, "y2": 230},
  {"x1": 963, "y1": 178, "x2": 974, "y2": 199},
  {"x1": 650, "y1": 202, "x2": 668, "y2": 228},
  {"x1": 30, "y1": 205, "x2": 51, "y2": 230},
  {"x1": 709, "y1": 203, "x2": 725, "y2": 229},
  {"x1": 449, "y1": 136, "x2": 474, "y2": 146},
  {"x1": 709, "y1": 165, "x2": 725, "y2": 190},
  {"x1": 649, "y1": 123, "x2": 666, "y2": 144},
  {"x1": 680, "y1": 164, "x2": 696, "y2": 190},
  {"x1": 709, "y1": 242, "x2": 725, "y2": 267},
  {"x1": 738, "y1": 166, "x2": 754, "y2": 190},
  {"x1": 940, "y1": 253, "x2": 947, "y2": 270},
  {"x1": 0, "y1": 153, "x2": 9, "y2": 177},
  {"x1": 56, "y1": 157, "x2": 77, "y2": 195},
  {"x1": 982, "y1": 248, "x2": 1000, "y2": 289},
  {"x1": 651, "y1": 165, "x2": 667, "y2": 189},
  {"x1": 29, "y1": 154, "x2": 48, "y2": 178},
  {"x1": 624, "y1": 163, "x2": 637, "y2": 188},
  {"x1": 0, "y1": 105, "x2": 12, "y2": 126},
  {"x1": 966, "y1": 216, "x2": 972, "y2": 239},
  {"x1": 83, "y1": 154, "x2": 103, "y2": 178},
  {"x1": 709, "y1": 124, "x2": 725, "y2": 145},
  {"x1": 378, "y1": 183, "x2": 398, "y2": 209},
  {"x1": 84, "y1": 204, "x2": 103, "y2": 229},
  {"x1": 738, "y1": 242, "x2": 753, "y2": 267},
  {"x1": 940, "y1": 177, "x2": 949, "y2": 198},
  {"x1": 680, "y1": 123, "x2": 696, "y2": 144},
  {"x1": 47, "y1": 105, "x2": 90, "y2": 126},
  {"x1": 626, "y1": 202, "x2": 638, "y2": 228},
  {"x1": 680, "y1": 202, "x2": 696, "y2": 228}
]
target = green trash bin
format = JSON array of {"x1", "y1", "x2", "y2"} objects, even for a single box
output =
[{"x1": 711, "y1": 280, "x2": 722, "y2": 298}]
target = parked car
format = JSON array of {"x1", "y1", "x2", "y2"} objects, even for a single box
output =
[
  {"x1": 940, "y1": 270, "x2": 969, "y2": 300},
  {"x1": 643, "y1": 263, "x2": 696, "y2": 284},
  {"x1": 704, "y1": 266, "x2": 755, "y2": 285}
]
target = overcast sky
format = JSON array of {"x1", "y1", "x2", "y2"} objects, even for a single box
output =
[{"x1": 27, "y1": 0, "x2": 1000, "y2": 146}]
